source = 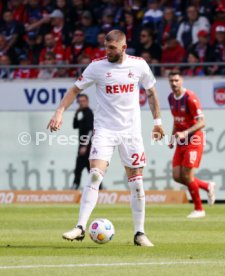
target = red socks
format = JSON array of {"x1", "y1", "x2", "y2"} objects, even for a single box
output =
[
  {"x1": 195, "y1": 178, "x2": 209, "y2": 192},
  {"x1": 188, "y1": 180, "x2": 203, "y2": 211}
]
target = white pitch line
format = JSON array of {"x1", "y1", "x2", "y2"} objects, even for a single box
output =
[{"x1": 0, "y1": 261, "x2": 225, "y2": 270}]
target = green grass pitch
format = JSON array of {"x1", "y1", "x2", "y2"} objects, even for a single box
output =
[{"x1": 0, "y1": 204, "x2": 225, "y2": 276}]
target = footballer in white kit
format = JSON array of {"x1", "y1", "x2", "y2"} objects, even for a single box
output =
[
  {"x1": 75, "y1": 54, "x2": 156, "y2": 167},
  {"x1": 47, "y1": 30, "x2": 165, "y2": 247}
]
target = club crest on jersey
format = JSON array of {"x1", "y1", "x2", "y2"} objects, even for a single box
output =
[{"x1": 128, "y1": 70, "x2": 134, "y2": 78}]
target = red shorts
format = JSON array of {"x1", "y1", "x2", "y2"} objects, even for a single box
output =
[{"x1": 172, "y1": 144, "x2": 203, "y2": 168}]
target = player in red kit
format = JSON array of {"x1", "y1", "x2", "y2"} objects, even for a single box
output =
[{"x1": 168, "y1": 70, "x2": 216, "y2": 218}]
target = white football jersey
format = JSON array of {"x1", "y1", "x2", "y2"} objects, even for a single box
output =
[{"x1": 75, "y1": 55, "x2": 156, "y2": 132}]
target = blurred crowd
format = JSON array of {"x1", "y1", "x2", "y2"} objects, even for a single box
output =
[{"x1": 0, "y1": 0, "x2": 225, "y2": 79}]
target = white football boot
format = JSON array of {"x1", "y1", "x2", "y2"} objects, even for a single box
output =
[
  {"x1": 187, "y1": 210, "x2": 206, "y2": 219},
  {"x1": 62, "y1": 225, "x2": 85, "y2": 241},
  {"x1": 207, "y1": 182, "x2": 216, "y2": 206},
  {"x1": 134, "y1": 232, "x2": 154, "y2": 247}
]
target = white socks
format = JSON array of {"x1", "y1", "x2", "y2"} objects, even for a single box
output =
[
  {"x1": 77, "y1": 169, "x2": 145, "y2": 234},
  {"x1": 128, "y1": 175, "x2": 145, "y2": 234},
  {"x1": 77, "y1": 168, "x2": 104, "y2": 229}
]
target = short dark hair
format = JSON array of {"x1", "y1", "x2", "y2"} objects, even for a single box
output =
[
  {"x1": 168, "y1": 70, "x2": 182, "y2": 77},
  {"x1": 77, "y1": 94, "x2": 89, "y2": 101}
]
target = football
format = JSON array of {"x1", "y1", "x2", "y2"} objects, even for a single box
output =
[{"x1": 89, "y1": 218, "x2": 115, "y2": 244}]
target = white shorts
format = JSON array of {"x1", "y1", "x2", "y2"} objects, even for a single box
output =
[{"x1": 89, "y1": 129, "x2": 146, "y2": 168}]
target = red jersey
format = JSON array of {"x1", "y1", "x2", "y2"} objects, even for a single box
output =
[
  {"x1": 12, "y1": 4, "x2": 26, "y2": 23},
  {"x1": 161, "y1": 42, "x2": 186, "y2": 64},
  {"x1": 39, "y1": 45, "x2": 66, "y2": 63},
  {"x1": 168, "y1": 89, "x2": 204, "y2": 142},
  {"x1": 65, "y1": 45, "x2": 93, "y2": 63},
  {"x1": 51, "y1": 27, "x2": 63, "y2": 46},
  {"x1": 92, "y1": 47, "x2": 106, "y2": 59}
]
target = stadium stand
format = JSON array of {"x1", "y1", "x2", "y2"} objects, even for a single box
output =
[{"x1": 0, "y1": 0, "x2": 225, "y2": 78}]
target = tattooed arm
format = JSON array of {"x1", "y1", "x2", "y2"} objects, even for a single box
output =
[{"x1": 146, "y1": 86, "x2": 165, "y2": 140}]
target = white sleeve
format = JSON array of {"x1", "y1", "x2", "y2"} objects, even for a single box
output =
[
  {"x1": 74, "y1": 62, "x2": 95, "y2": 90},
  {"x1": 199, "y1": 16, "x2": 210, "y2": 32},
  {"x1": 139, "y1": 60, "x2": 156, "y2": 90}
]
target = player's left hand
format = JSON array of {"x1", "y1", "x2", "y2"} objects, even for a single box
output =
[{"x1": 152, "y1": 125, "x2": 165, "y2": 141}]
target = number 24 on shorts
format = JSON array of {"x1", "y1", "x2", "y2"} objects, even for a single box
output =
[{"x1": 131, "y1": 152, "x2": 146, "y2": 166}]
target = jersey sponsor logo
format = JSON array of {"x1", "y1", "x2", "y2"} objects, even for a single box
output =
[
  {"x1": 174, "y1": 116, "x2": 185, "y2": 122},
  {"x1": 214, "y1": 84, "x2": 225, "y2": 105},
  {"x1": 180, "y1": 106, "x2": 185, "y2": 112},
  {"x1": 106, "y1": 84, "x2": 135, "y2": 94}
]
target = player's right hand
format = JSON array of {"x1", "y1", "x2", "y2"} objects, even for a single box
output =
[{"x1": 47, "y1": 110, "x2": 63, "y2": 132}]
